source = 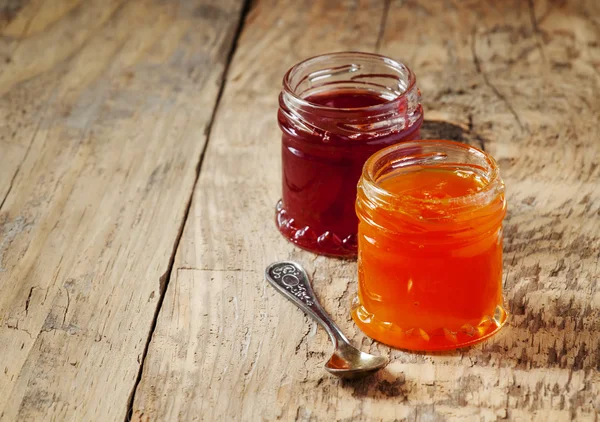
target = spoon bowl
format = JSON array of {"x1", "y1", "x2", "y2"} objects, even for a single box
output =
[
  {"x1": 265, "y1": 261, "x2": 389, "y2": 379},
  {"x1": 325, "y1": 344, "x2": 388, "y2": 379}
]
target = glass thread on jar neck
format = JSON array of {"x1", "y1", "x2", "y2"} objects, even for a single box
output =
[
  {"x1": 279, "y1": 52, "x2": 422, "y2": 139},
  {"x1": 359, "y1": 140, "x2": 505, "y2": 215},
  {"x1": 356, "y1": 140, "x2": 506, "y2": 245}
]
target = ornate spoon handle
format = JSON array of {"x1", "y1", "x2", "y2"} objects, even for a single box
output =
[{"x1": 265, "y1": 261, "x2": 350, "y2": 347}]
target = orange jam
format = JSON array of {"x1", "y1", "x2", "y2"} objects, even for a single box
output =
[{"x1": 352, "y1": 140, "x2": 508, "y2": 351}]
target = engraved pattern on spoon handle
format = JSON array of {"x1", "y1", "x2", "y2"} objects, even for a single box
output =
[{"x1": 265, "y1": 261, "x2": 350, "y2": 347}]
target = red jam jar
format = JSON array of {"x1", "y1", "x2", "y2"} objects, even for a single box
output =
[{"x1": 276, "y1": 52, "x2": 423, "y2": 257}]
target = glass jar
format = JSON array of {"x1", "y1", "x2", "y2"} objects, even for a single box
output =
[
  {"x1": 276, "y1": 52, "x2": 423, "y2": 257},
  {"x1": 353, "y1": 140, "x2": 508, "y2": 351}
]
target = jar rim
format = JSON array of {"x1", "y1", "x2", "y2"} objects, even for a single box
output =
[
  {"x1": 282, "y1": 51, "x2": 417, "y2": 114},
  {"x1": 360, "y1": 139, "x2": 503, "y2": 210}
]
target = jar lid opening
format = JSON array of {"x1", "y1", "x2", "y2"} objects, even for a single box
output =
[
  {"x1": 361, "y1": 140, "x2": 503, "y2": 212},
  {"x1": 282, "y1": 51, "x2": 417, "y2": 114}
]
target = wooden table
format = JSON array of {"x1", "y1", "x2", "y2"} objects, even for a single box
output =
[{"x1": 1, "y1": 0, "x2": 599, "y2": 420}]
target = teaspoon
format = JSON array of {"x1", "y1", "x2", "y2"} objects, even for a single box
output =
[{"x1": 265, "y1": 261, "x2": 388, "y2": 379}]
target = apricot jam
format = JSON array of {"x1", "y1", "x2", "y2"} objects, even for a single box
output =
[
  {"x1": 352, "y1": 140, "x2": 508, "y2": 351},
  {"x1": 276, "y1": 52, "x2": 423, "y2": 257}
]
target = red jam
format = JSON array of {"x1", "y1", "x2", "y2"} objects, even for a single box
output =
[
  {"x1": 307, "y1": 91, "x2": 388, "y2": 108},
  {"x1": 276, "y1": 52, "x2": 423, "y2": 257},
  {"x1": 277, "y1": 91, "x2": 422, "y2": 256}
]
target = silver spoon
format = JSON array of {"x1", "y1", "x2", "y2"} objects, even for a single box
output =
[{"x1": 265, "y1": 261, "x2": 388, "y2": 379}]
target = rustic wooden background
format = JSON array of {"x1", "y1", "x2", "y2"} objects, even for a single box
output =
[{"x1": 0, "y1": 0, "x2": 598, "y2": 420}]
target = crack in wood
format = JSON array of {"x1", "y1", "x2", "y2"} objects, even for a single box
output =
[
  {"x1": 0, "y1": 118, "x2": 36, "y2": 213},
  {"x1": 62, "y1": 287, "x2": 70, "y2": 328},
  {"x1": 295, "y1": 323, "x2": 311, "y2": 354},
  {"x1": 123, "y1": 160, "x2": 198, "y2": 419},
  {"x1": 375, "y1": 0, "x2": 391, "y2": 53},
  {"x1": 4, "y1": 320, "x2": 33, "y2": 339},
  {"x1": 471, "y1": 27, "x2": 526, "y2": 131},
  {"x1": 123, "y1": 1, "x2": 253, "y2": 420},
  {"x1": 24, "y1": 286, "x2": 35, "y2": 316},
  {"x1": 527, "y1": 0, "x2": 547, "y2": 64},
  {"x1": 336, "y1": 280, "x2": 352, "y2": 305}
]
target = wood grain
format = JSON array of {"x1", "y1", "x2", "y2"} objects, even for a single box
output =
[
  {"x1": 133, "y1": 0, "x2": 600, "y2": 420},
  {"x1": 132, "y1": 0, "x2": 391, "y2": 420},
  {"x1": 2, "y1": 0, "x2": 597, "y2": 420},
  {"x1": 0, "y1": 0, "x2": 245, "y2": 420}
]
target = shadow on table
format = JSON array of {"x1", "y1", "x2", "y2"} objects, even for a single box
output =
[{"x1": 339, "y1": 297, "x2": 598, "y2": 399}]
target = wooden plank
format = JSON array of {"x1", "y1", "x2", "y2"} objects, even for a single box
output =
[
  {"x1": 134, "y1": 0, "x2": 600, "y2": 420},
  {"x1": 0, "y1": 0, "x2": 125, "y2": 221},
  {"x1": 0, "y1": 0, "x2": 245, "y2": 420},
  {"x1": 132, "y1": 0, "x2": 389, "y2": 420}
]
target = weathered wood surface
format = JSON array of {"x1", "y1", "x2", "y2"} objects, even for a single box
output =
[
  {"x1": 1, "y1": 0, "x2": 599, "y2": 421},
  {"x1": 133, "y1": 0, "x2": 600, "y2": 421},
  {"x1": 0, "y1": 0, "x2": 245, "y2": 420}
]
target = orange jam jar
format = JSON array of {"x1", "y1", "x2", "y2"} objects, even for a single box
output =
[{"x1": 352, "y1": 140, "x2": 508, "y2": 351}]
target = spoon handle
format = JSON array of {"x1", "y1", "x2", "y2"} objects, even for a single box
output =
[{"x1": 265, "y1": 261, "x2": 350, "y2": 347}]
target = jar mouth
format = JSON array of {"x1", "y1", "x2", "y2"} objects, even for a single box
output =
[
  {"x1": 282, "y1": 51, "x2": 417, "y2": 115},
  {"x1": 360, "y1": 140, "x2": 503, "y2": 211}
]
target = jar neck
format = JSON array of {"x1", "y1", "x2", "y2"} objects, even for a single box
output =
[
  {"x1": 356, "y1": 140, "x2": 506, "y2": 238},
  {"x1": 279, "y1": 52, "x2": 422, "y2": 141}
]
